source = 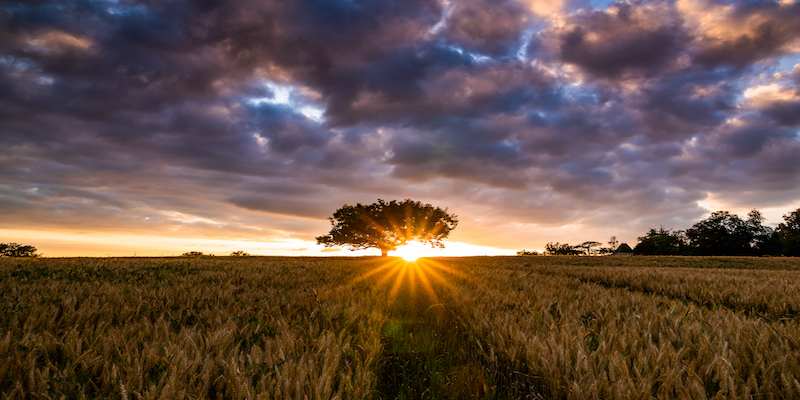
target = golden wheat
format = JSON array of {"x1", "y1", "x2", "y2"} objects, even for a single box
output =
[
  {"x1": 3, "y1": 255, "x2": 800, "y2": 399},
  {"x1": 443, "y1": 257, "x2": 800, "y2": 399},
  {"x1": 534, "y1": 264, "x2": 800, "y2": 321},
  {"x1": 0, "y1": 257, "x2": 388, "y2": 399}
]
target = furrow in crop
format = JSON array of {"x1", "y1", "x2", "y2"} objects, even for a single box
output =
[
  {"x1": 374, "y1": 261, "x2": 529, "y2": 399},
  {"x1": 533, "y1": 267, "x2": 799, "y2": 323}
]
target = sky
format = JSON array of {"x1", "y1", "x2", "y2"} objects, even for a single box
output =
[{"x1": 2, "y1": 0, "x2": 800, "y2": 257}]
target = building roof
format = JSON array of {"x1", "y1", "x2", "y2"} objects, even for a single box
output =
[{"x1": 615, "y1": 243, "x2": 634, "y2": 254}]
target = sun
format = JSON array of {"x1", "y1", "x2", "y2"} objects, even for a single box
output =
[
  {"x1": 394, "y1": 246, "x2": 422, "y2": 261},
  {"x1": 399, "y1": 253, "x2": 420, "y2": 262},
  {"x1": 393, "y1": 242, "x2": 438, "y2": 262}
]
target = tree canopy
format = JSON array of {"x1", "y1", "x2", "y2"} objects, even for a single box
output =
[
  {"x1": 779, "y1": 208, "x2": 800, "y2": 256},
  {"x1": 685, "y1": 211, "x2": 752, "y2": 255},
  {"x1": 634, "y1": 227, "x2": 687, "y2": 255},
  {"x1": 0, "y1": 243, "x2": 39, "y2": 257},
  {"x1": 574, "y1": 241, "x2": 603, "y2": 255},
  {"x1": 316, "y1": 199, "x2": 458, "y2": 256}
]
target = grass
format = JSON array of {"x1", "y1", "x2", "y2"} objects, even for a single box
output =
[{"x1": 1, "y1": 255, "x2": 799, "y2": 399}]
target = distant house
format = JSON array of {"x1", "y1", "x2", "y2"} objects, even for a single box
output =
[{"x1": 614, "y1": 243, "x2": 634, "y2": 256}]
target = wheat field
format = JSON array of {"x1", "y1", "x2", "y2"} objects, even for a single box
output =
[{"x1": 1, "y1": 256, "x2": 799, "y2": 399}]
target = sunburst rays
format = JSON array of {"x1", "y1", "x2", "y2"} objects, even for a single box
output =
[{"x1": 347, "y1": 257, "x2": 477, "y2": 306}]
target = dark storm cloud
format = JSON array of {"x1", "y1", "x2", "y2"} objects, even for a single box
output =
[
  {"x1": 442, "y1": 0, "x2": 529, "y2": 56},
  {"x1": 546, "y1": 0, "x2": 800, "y2": 84},
  {"x1": 761, "y1": 100, "x2": 800, "y2": 126},
  {"x1": 2, "y1": 0, "x2": 799, "y2": 253},
  {"x1": 553, "y1": 3, "x2": 685, "y2": 79},
  {"x1": 755, "y1": 80, "x2": 800, "y2": 126},
  {"x1": 193, "y1": 0, "x2": 443, "y2": 112},
  {"x1": 718, "y1": 124, "x2": 793, "y2": 158},
  {"x1": 387, "y1": 118, "x2": 530, "y2": 188},
  {"x1": 646, "y1": 78, "x2": 734, "y2": 123},
  {"x1": 629, "y1": 74, "x2": 739, "y2": 142}
]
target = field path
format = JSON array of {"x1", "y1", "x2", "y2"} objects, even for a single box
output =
[{"x1": 373, "y1": 261, "x2": 491, "y2": 399}]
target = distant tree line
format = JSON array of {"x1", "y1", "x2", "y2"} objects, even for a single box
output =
[
  {"x1": 520, "y1": 238, "x2": 621, "y2": 256},
  {"x1": 180, "y1": 251, "x2": 252, "y2": 257},
  {"x1": 634, "y1": 208, "x2": 800, "y2": 256},
  {"x1": 0, "y1": 243, "x2": 40, "y2": 257},
  {"x1": 543, "y1": 240, "x2": 618, "y2": 255},
  {"x1": 520, "y1": 207, "x2": 800, "y2": 257}
]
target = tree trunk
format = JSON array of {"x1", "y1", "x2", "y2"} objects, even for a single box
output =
[{"x1": 380, "y1": 248, "x2": 388, "y2": 257}]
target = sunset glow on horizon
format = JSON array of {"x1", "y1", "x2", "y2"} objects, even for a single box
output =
[
  {"x1": 2, "y1": 0, "x2": 799, "y2": 257},
  {"x1": 0, "y1": 228, "x2": 515, "y2": 258}
]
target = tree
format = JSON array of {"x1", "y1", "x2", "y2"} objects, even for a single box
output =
[
  {"x1": 634, "y1": 227, "x2": 687, "y2": 255},
  {"x1": 608, "y1": 236, "x2": 619, "y2": 249},
  {"x1": 778, "y1": 208, "x2": 800, "y2": 256},
  {"x1": 544, "y1": 242, "x2": 582, "y2": 255},
  {"x1": 230, "y1": 250, "x2": 250, "y2": 256},
  {"x1": 575, "y1": 241, "x2": 602, "y2": 255},
  {"x1": 517, "y1": 249, "x2": 540, "y2": 256},
  {"x1": 597, "y1": 246, "x2": 615, "y2": 255},
  {"x1": 685, "y1": 211, "x2": 752, "y2": 255},
  {"x1": 746, "y1": 209, "x2": 778, "y2": 255},
  {"x1": 782, "y1": 208, "x2": 800, "y2": 232},
  {"x1": 0, "y1": 243, "x2": 40, "y2": 257},
  {"x1": 316, "y1": 199, "x2": 458, "y2": 257}
]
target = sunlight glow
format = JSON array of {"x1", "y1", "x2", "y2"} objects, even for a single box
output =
[
  {"x1": 0, "y1": 229, "x2": 317, "y2": 257},
  {"x1": 399, "y1": 253, "x2": 420, "y2": 262},
  {"x1": 392, "y1": 242, "x2": 442, "y2": 261},
  {"x1": 348, "y1": 257, "x2": 475, "y2": 306}
]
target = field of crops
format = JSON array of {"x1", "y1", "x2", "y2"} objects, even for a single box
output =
[{"x1": 2, "y1": 255, "x2": 800, "y2": 399}]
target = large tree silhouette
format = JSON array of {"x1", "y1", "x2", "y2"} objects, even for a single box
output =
[
  {"x1": 686, "y1": 211, "x2": 753, "y2": 255},
  {"x1": 316, "y1": 199, "x2": 458, "y2": 257}
]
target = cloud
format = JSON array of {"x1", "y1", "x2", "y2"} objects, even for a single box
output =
[
  {"x1": 679, "y1": 0, "x2": 800, "y2": 68},
  {"x1": 24, "y1": 30, "x2": 94, "y2": 53},
  {"x1": 743, "y1": 83, "x2": 799, "y2": 108},
  {"x1": 741, "y1": 81, "x2": 800, "y2": 126},
  {"x1": 441, "y1": 0, "x2": 529, "y2": 56},
  {"x1": 549, "y1": 2, "x2": 686, "y2": 79},
  {"x1": 1, "y1": 0, "x2": 799, "y2": 255}
]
